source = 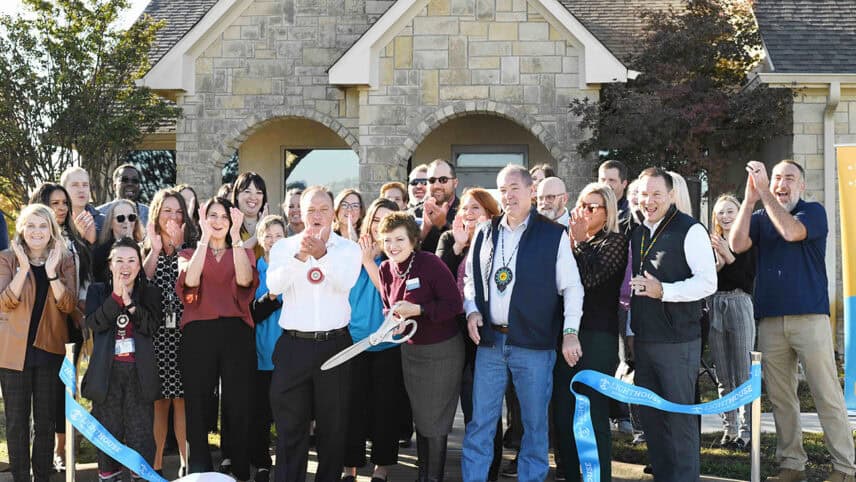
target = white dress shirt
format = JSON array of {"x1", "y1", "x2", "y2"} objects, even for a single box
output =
[
  {"x1": 266, "y1": 231, "x2": 361, "y2": 331},
  {"x1": 463, "y1": 214, "x2": 584, "y2": 332},
  {"x1": 641, "y1": 218, "x2": 717, "y2": 302}
]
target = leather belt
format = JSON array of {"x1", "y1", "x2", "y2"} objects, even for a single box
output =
[
  {"x1": 491, "y1": 324, "x2": 509, "y2": 334},
  {"x1": 284, "y1": 327, "x2": 348, "y2": 341}
]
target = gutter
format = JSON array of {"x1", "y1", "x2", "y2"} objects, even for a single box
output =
[{"x1": 825, "y1": 81, "x2": 841, "y2": 340}]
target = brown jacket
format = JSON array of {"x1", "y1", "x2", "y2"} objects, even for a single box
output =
[{"x1": 0, "y1": 249, "x2": 77, "y2": 371}]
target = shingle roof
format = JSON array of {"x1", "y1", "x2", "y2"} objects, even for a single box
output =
[
  {"x1": 559, "y1": 0, "x2": 685, "y2": 62},
  {"x1": 142, "y1": 0, "x2": 219, "y2": 67},
  {"x1": 754, "y1": 0, "x2": 856, "y2": 74}
]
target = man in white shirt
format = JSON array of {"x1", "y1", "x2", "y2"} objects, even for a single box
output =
[
  {"x1": 628, "y1": 167, "x2": 717, "y2": 482},
  {"x1": 266, "y1": 186, "x2": 361, "y2": 482},
  {"x1": 535, "y1": 177, "x2": 570, "y2": 227},
  {"x1": 461, "y1": 165, "x2": 584, "y2": 482}
]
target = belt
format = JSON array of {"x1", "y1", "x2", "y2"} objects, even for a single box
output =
[
  {"x1": 491, "y1": 324, "x2": 509, "y2": 334},
  {"x1": 284, "y1": 327, "x2": 348, "y2": 341}
]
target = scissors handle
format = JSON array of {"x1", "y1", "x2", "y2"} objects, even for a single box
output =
[{"x1": 393, "y1": 319, "x2": 418, "y2": 344}]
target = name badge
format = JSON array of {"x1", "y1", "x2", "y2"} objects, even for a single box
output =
[
  {"x1": 165, "y1": 312, "x2": 176, "y2": 329},
  {"x1": 406, "y1": 278, "x2": 421, "y2": 291},
  {"x1": 115, "y1": 338, "x2": 135, "y2": 356}
]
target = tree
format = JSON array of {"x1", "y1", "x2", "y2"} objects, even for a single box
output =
[
  {"x1": 570, "y1": 0, "x2": 791, "y2": 186},
  {"x1": 0, "y1": 0, "x2": 180, "y2": 209}
]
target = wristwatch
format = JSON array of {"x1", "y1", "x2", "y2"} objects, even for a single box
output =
[{"x1": 233, "y1": 240, "x2": 244, "y2": 248}]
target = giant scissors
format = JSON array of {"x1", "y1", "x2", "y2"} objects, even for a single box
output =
[{"x1": 321, "y1": 305, "x2": 418, "y2": 370}]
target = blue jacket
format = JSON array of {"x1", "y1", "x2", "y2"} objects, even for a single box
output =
[
  {"x1": 253, "y1": 257, "x2": 283, "y2": 370},
  {"x1": 348, "y1": 258, "x2": 394, "y2": 351}
]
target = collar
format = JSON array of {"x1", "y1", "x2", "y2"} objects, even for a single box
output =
[
  {"x1": 643, "y1": 204, "x2": 677, "y2": 235},
  {"x1": 500, "y1": 211, "x2": 532, "y2": 231}
]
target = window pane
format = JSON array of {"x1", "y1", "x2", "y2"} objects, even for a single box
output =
[
  {"x1": 456, "y1": 153, "x2": 525, "y2": 168},
  {"x1": 285, "y1": 149, "x2": 359, "y2": 194}
]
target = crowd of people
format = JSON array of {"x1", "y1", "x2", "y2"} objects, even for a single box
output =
[{"x1": 0, "y1": 155, "x2": 853, "y2": 482}]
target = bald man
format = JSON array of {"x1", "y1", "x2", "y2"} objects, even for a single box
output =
[{"x1": 536, "y1": 177, "x2": 569, "y2": 227}]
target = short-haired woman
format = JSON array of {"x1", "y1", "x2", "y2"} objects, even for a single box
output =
[
  {"x1": 230, "y1": 172, "x2": 268, "y2": 259},
  {"x1": 82, "y1": 237, "x2": 161, "y2": 481},
  {"x1": 380, "y1": 182, "x2": 409, "y2": 210},
  {"x1": 93, "y1": 200, "x2": 144, "y2": 283},
  {"x1": 377, "y1": 212, "x2": 464, "y2": 482},
  {"x1": 0, "y1": 204, "x2": 77, "y2": 482},
  {"x1": 708, "y1": 194, "x2": 756, "y2": 450},
  {"x1": 177, "y1": 197, "x2": 258, "y2": 480},
  {"x1": 556, "y1": 183, "x2": 628, "y2": 482},
  {"x1": 143, "y1": 188, "x2": 197, "y2": 476}
]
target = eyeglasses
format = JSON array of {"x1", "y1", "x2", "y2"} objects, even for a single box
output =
[
  {"x1": 579, "y1": 203, "x2": 604, "y2": 214},
  {"x1": 340, "y1": 202, "x2": 361, "y2": 211},
  {"x1": 115, "y1": 214, "x2": 138, "y2": 223},
  {"x1": 537, "y1": 194, "x2": 564, "y2": 203},
  {"x1": 428, "y1": 176, "x2": 455, "y2": 185},
  {"x1": 120, "y1": 176, "x2": 141, "y2": 185},
  {"x1": 409, "y1": 179, "x2": 428, "y2": 186}
]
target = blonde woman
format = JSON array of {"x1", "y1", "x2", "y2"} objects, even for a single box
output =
[
  {"x1": 667, "y1": 171, "x2": 694, "y2": 217},
  {"x1": 0, "y1": 204, "x2": 77, "y2": 482},
  {"x1": 708, "y1": 194, "x2": 756, "y2": 450}
]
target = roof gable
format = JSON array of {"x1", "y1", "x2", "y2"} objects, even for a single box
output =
[
  {"x1": 754, "y1": 0, "x2": 856, "y2": 74},
  {"x1": 143, "y1": 0, "x2": 220, "y2": 67}
]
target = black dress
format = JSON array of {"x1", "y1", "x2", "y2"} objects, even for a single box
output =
[{"x1": 152, "y1": 249, "x2": 184, "y2": 399}]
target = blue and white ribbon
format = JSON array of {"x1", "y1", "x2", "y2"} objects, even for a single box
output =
[
  {"x1": 59, "y1": 358, "x2": 168, "y2": 482},
  {"x1": 570, "y1": 363, "x2": 762, "y2": 482}
]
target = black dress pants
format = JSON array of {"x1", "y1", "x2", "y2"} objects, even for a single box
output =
[
  {"x1": 250, "y1": 370, "x2": 274, "y2": 470},
  {"x1": 271, "y1": 331, "x2": 352, "y2": 482},
  {"x1": 181, "y1": 318, "x2": 255, "y2": 480}
]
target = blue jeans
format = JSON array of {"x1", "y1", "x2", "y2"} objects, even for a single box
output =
[{"x1": 461, "y1": 333, "x2": 555, "y2": 482}]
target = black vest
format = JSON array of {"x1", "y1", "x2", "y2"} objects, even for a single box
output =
[
  {"x1": 630, "y1": 205, "x2": 704, "y2": 343},
  {"x1": 471, "y1": 209, "x2": 565, "y2": 350}
]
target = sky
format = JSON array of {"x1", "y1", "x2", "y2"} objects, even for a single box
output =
[{"x1": 1, "y1": 0, "x2": 151, "y2": 29}]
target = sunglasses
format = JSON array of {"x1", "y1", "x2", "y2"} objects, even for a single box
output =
[
  {"x1": 115, "y1": 214, "x2": 138, "y2": 223},
  {"x1": 428, "y1": 176, "x2": 455, "y2": 185},
  {"x1": 120, "y1": 176, "x2": 141, "y2": 185},
  {"x1": 579, "y1": 203, "x2": 604, "y2": 213},
  {"x1": 409, "y1": 179, "x2": 428, "y2": 186}
]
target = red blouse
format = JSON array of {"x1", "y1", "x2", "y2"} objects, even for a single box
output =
[{"x1": 176, "y1": 247, "x2": 259, "y2": 329}]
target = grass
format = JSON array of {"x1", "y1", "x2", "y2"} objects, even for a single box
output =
[{"x1": 612, "y1": 430, "x2": 854, "y2": 481}]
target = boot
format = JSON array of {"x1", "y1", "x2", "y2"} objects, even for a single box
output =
[
  {"x1": 425, "y1": 435, "x2": 448, "y2": 482},
  {"x1": 416, "y1": 432, "x2": 430, "y2": 482}
]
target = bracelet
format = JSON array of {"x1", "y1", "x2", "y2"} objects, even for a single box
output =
[
  {"x1": 563, "y1": 327, "x2": 578, "y2": 336},
  {"x1": 233, "y1": 240, "x2": 244, "y2": 248},
  {"x1": 125, "y1": 301, "x2": 136, "y2": 311},
  {"x1": 46, "y1": 274, "x2": 59, "y2": 282}
]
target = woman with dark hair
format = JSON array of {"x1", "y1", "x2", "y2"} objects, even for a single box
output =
[
  {"x1": 0, "y1": 204, "x2": 76, "y2": 482},
  {"x1": 175, "y1": 183, "x2": 201, "y2": 234},
  {"x1": 82, "y1": 237, "x2": 161, "y2": 481},
  {"x1": 143, "y1": 188, "x2": 197, "y2": 476},
  {"x1": 177, "y1": 197, "x2": 258, "y2": 480},
  {"x1": 377, "y1": 212, "x2": 464, "y2": 482},
  {"x1": 29, "y1": 182, "x2": 93, "y2": 471},
  {"x1": 342, "y1": 198, "x2": 407, "y2": 482},
  {"x1": 93, "y1": 200, "x2": 144, "y2": 283},
  {"x1": 230, "y1": 172, "x2": 268, "y2": 259},
  {"x1": 334, "y1": 188, "x2": 365, "y2": 242}
]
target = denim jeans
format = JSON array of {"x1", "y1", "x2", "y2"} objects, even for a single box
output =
[{"x1": 461, "y1": 332, "x2": 555, "y2": 482}]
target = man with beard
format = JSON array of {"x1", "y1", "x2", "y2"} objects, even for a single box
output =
[
  {"x1": 97, "y1": 164, "x2": 150, "y2": 226},
  {"x1": 413, "y1": 159, "x2": 460, "y2": 253},
  {"x1": 730, "y1": 160, "x2": 855, "y2": 482},
  {"x1": 536, "y1": 177, "x2": 569, "y2": 227},
  {"x1": 628, "y1": 167, "x2": 716, "y2": 482}
]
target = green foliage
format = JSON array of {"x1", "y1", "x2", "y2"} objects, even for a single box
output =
[
  {"x1": 0, "y1": 0, "x2": 180, "y2": 207},
  {"x1": 569, "y1": 0, "x2": 792, "y2": 182}
]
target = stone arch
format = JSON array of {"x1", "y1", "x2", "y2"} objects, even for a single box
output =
[
  {"x1": 212, "y1": 106, "x2": 359, "y2": 168},
  {"x1": 393, "y1": 101, "x2": 570, "y2": 168}
]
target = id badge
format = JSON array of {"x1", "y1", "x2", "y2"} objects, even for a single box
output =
[
  {"x1": 406, "y1": 278, "x2": 421, "y2": 291},
  {"x1": 165, "y1": 312, "x2": 176, "y2": 329},
  {"x1": 115, "y1": 338, "x2": 135, "y2": 356}
]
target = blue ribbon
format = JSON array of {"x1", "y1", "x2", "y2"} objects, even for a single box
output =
[
  {"x1": 59, "y1": 358, "x2": 168, "y2": 482},
  {"x1": 570, "y1": 363, "x2": 762, "y2": 482}
]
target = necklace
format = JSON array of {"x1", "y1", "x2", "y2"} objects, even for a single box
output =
[
  {"x1": 210, "y1": 246, "x2": 226, "y2": 256},
  {"x1": 494, "y1": 226, "x2": 521, "y2": 293},
  {"x1": 392, "y1": 253, "x2": 415, "y2": 280}
]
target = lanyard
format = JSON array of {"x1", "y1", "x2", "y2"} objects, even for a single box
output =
[{"x1": 638, "y1": 208, "x2": 678, "y2": 271}]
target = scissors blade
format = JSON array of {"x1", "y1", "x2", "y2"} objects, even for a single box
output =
[{"x1": 321, "y1": 337, "x2": 371, "y2": 371}]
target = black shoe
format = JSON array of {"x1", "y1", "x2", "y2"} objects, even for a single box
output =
[
  {"x1": 399, "y1": 438, "x2": 413, "y2": 448},
  {"x1": 218, "y1": 459, "x2": 232, "y2": 474},
  {"x1": 500, "y1": 458, "x2": 518, "y2": 478},
  {"x1": 734, "y1": 438, "x2": 750, "y2": 451},
  {"x1": 370, "y1": 477, "x2": 388, "y2": 482},
  {"x1": 155, "y1": 470, "x2": 164, "y2": 477},
  {"x1": 341, "y1": 476, "x2": 356, "y2": 482},
  {"x1": 643, "y1": 465, "x2": 653, "y2": 475},
  {"x1": 255, "y1": 468, "x2": 270, "y2": 482},
  {"x1": 555, "y1": 466, "x2": 566, "y2": 481}
]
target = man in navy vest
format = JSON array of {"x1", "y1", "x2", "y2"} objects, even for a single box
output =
[
  {"x1": 461, "y1": 164, "x2": 584, "y2": 482},
  {"x1": 730, "y1": 160, "x2": 855, "y2": 482},
  {"x1": 628, "y1": 167, "x2": 716, "y2": 482}
]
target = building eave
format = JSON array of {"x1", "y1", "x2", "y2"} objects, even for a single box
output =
[{"x1": 755, "y1": 72, "x2": 856, "y2": 89}]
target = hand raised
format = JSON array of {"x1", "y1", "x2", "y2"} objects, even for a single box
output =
[
  {"x1": 146, "y1": 222, "x2": 163, "y2": 252},
  {"x1": 451, "y1": 215, "x2": 469, "y2": 249},
  {"x1": 229, "y1": 207, "x2": 245, "y2": 241},
  {"x1": 12, "y1": 240, "x2": 29, "y2": 270},
  {"x1": 198, "y1": 206, "x2": 212, "y2": 243},
  {"x1": 569, "y1": 208, "x2": 589, "y2": 242},
  {"x1": 45, "y1": 246, "x2": 61, "y2": 276}
]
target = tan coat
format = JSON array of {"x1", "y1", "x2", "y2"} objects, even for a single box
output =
[{"x1": 0, "y1": 249, "x2": 77, "y2": 371}]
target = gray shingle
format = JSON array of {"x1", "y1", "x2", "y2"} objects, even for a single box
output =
[
  {"x1": 754, "y1": 0, "x2": 856, "y2": 74},
  {"x1": 559, "y1": 0, "x2": 685, "y2": 62},
  {"x1": 141, "y1": 0, "x2": 220, "y2": 67}
]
